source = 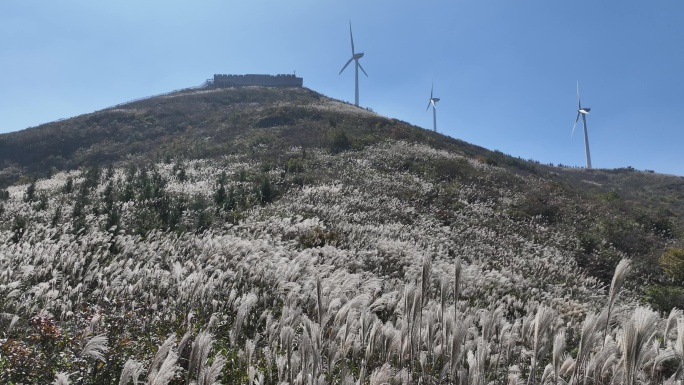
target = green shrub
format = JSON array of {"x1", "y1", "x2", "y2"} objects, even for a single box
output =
[
  {"x1": 34, "y1": 193, "x2": 48, "y2": 211},
  {"x1": 24, "y1": 180, "x2": 36, "y2": 202},
  {"x1": 328, "y1": 130, "x2": 352, "y2": 153},
  {"x1": 298, "y1": 227, "x2": 340, "y2": 249},
  {"x1": 602, "y1": 190, "x2": 621, "y2": 202},
  {"x1": 258, "y1": 178, "x2": 274, "y2": 204},
  {"x1": 644, "y1": 284, "x2": 684, "y2": 313},
  {"x1": 63, "y1": 177, "x2": 74, "y2": 194},
  {"x1": 286, "y1": 157, "x2": 304, "y2": 173},
  {"x1": 10, "y1": 216, "x2": 26, "y2": 243},
  {"x1": 660, "y1": 248, "x2": 684, "y2": 283}
]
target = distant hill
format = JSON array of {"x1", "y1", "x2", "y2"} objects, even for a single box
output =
[{"x1": 1, "y1": 86, "x2": 684, "y2": 384}]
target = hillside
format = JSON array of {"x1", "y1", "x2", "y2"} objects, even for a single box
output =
[{"x1": 1, "y1": 86, "x2": 684, "y2": 384}]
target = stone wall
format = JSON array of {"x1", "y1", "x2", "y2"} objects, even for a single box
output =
[{"x1": 213, "y1": 74, "x2": 303, "y2": 88}]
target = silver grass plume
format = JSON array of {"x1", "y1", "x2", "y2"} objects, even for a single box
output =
[
  {"x1": 316, "y1": 275, "x2": 324, "y2": 326},
  {"x1": 359, "y1": 359, "x2": 367, "y2": 385},
  {"x1": 1, "y1": 313, "x2": 20, "y2": 334},
  {"x1": 365, "y1": 318, "x2": 381, "y2": 364},
  {"x1": 480, "y1": 306, "x2": 502, "y2": 342},
  {"x1": 195, "y1": 353, "x2": 226, "y2": 385},
  {"x1": 187, "y1": 331, "x2": 214, "y2": 385},
  {"x1": 606, "y1": 259, "x2": 631, "y2": 340},
  {"x1": 650, "y1": 342, "x2": 675, "y2": 381},
  {"x1": 665, "y1": 308, "x2": 682, "y2": 339},
  {"x1": 299, "y1": 326, "x2": 312, "y2": 384},
  {"x1": 118, "y1": 359, "x2": 145, "y2": 385},
  {"x1": 148, "y1": 350, "x2": 179, "y2": 385},
  {"x1": 246, "y1": 339, "x2": 257, "y2": 373},
  {"x1": 552, "y1": 329, "x2": 566, "y2": 385},
  {"x1": 418, "y1": 253, "x2": 432, "y2": 383},
  {"x1": 401, "y1": 284, "x2": 416, "y2": 370},
  {"x1": 421, "y1": 254, "x2": 432, "y2": 307},
  {"x1": 507, "y1": 365, "x2": 521, "y2": 385},
  {"x1": 410, "y1": 288, "x2": 421, "y2": 380},
  {"x1": 426, "y1": 309, "x2": 438, "y2": 368},
  {"x1": 539, "y1": 364, "x2": 554, "y2": 385},
  {"x1": 369, "y1": 363, "x2": 393, "y2": 385},
  {"x1": 280, "y1": 325, "x2": 295, "y2": 384},
  {"x1": 81, "y1": 334, "x2": 109, "y2": 362},
  {"x1": 440, "y1": 278, "x2": 448, "y2": 365},
  {"x1": 305, "y1": 319, "x2": 322, "y2": 385},
  {"x1": 450, "y1": 318, "x2": 467, "y2": 382},
  {"x1": 248, "y1": 365, "x2": 258, "y2": 385},
  {"x1": 232, "y1": 292, "x2": 258, "y2": 345},
  {"x1": 467, "y1": 337, "x2": 488, "y2": 385},
  {"x1": 527, "y1": 305, "x2": 556, "y2": 385},
  {"x1": 454, "y1": 256, "x2": 462, "y2": 308},
  {"x1": 326, "y1": 340, "x2": 339, "y2": 380},
  {"x1": 178, "y1": 329, "x2": 194, "y2": 364},
  {"x1": 585, "y1": 337, "x2": 617, "y2": 383},
  {"x1": 453, "y1": 255, "x2": 462, "y2": 378},
  {"x1": 621, "y1": 306, "x2": 659, "y2": 385},
  {"x1": 276, "y1": 354, "x2": 287, "y2": 383},
  {"x1": 387, "y1": 326, "x2": 402, "y2": 363},
  {"x1": 571, "y1": 311, "x2": 606, "y2": 385},
  {"x1": 147, "y1": 335, "x2": 178, "y2": 385},
  {"x1": 674, "y1": 318, "x2": 684, "y2": 381},
  {"x1": 559, "y1": 354, "x2": 575, "y2": 377},
  {"x1": 53, "y1": 372, "x2": 71, "y2": 385}
]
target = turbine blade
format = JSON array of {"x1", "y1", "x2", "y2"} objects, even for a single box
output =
[
  {"x1": 432, "y1": 100, "x2": 437, "y2": 109},
  {"x1": 349, "y1": 21, "x2": 355, "y2": 55},
  {"x1": 339, "y1": 58, "x2": 353, "y2": 74},
  {"x1": 431, "y1": 83, "x2": 434, "y2": 99},
  {"x1": 577, "y1": 81, "x2": 582, "y2": 110},
  {"x1": 426, "y1": 101, "x2": 432, "y2": 111},
  {"x1": 358, "y1": 61, "x2": 368, "y2": 77},
  {"x1": 571, "y1": 111, "x2": 580, "y2": 137}
]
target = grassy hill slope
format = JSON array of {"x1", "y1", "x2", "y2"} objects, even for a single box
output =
[{"x1": 1, "y1": 86, "x2": 683, "y2": 384}]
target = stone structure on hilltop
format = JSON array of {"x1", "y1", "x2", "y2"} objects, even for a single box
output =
[{"x1": 212, "y1": 74, "x2": 303, "y2": 88}]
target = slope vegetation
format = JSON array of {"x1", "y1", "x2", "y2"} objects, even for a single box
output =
[{"x1": 0, "y1": 86, "x2": 683, "y2": 384}]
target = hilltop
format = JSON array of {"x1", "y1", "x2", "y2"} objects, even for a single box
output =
[{"x1": 1, "y1": 86, "x2": 684, "y2": 384}]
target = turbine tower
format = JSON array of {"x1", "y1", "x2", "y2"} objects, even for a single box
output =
[
  {"x1": 572, "y1": 82, "x2": 592, "y2": 169},
  {"x1": 339, "y1": 21, "x2": 367, "y2": 106},
  {"x1": 426, "y1": 83, "x2": 440, "y2": 132}
]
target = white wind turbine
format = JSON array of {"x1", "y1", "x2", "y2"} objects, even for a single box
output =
[
  {"x1": 426, "y1": 83, "x2": 440, "y2": 132},
  {"x1": 572, "y1": 82, "x2": 592, "y2": 169},
  {"x1": 339, "y1": 21, "x2": 368, "y2": 106}
]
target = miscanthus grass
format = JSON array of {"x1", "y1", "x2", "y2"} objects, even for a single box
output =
[{"x1": 0, "y1": 140, "x2": 678, "y2": 384}]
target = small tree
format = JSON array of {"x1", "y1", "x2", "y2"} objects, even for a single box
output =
[
  {"x1": 660, "y1": 248, "x2": 684, "y2": 283},
  {"x1": 329, "y1": 130, "x2": 352, "y2": 153},
  {"x1": 24, "y1": 180, "x2": 36, "y2": 202},
  {"x1": 214, "y1": 181, "x2": 227, "y2": 207},
  {"x1": 63, "y1": 177, "x2": 74, "y2": 194},
  {"x1": 258, "y1": 178, "x2": 274, "y2": 204}
]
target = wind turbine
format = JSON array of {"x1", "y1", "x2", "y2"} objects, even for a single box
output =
[
  {"x1": 426, "y1": 83, "x2": 440, "y2": 132},
  {"x1": 339, "y1": 21, "x2": 367, "y2": 106},
  {"x1": 572, "y1": 82, "x2": 592, "y2": 169}
]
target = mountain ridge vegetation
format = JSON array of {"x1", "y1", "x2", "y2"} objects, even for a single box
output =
[{"x1": 1, "y1": 86, "x2": 684, "y2": 384}]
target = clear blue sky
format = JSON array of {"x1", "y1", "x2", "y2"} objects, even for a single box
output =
[{"x1": 2, "y1": 1, "x2": 683, "y2": 175}]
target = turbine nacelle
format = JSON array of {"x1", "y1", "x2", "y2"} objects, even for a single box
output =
[
  {"x1": 579, "y1": 107, "x2": 590, "y2": 114},
  {"x1": 426, "y1": 98, "x2": 440, "y2": 111},
  {"x1": 353, "y1": 53, "x2": 364, "y2": 60}
]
